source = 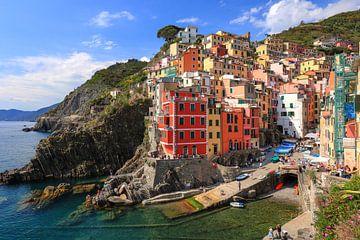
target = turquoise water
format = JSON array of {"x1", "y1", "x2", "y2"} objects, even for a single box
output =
[{"x1": 0, "y1": 121, "x2": 298, "y2": 240}]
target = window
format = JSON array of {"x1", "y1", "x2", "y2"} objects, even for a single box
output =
[
  {"x1": 234, "y1": 115, "x2": 238, "y2": 124},
  {"x1": 281, "y1": 96, "x2": 284, "y2": 100},
  {"x1": 281, "y1": 112, "x2": 287, "y2": 116},
  {"x1": 228, "y1": 126, "x2": 232, "y2": 132},
  {"x1": 227, "y1": 114, "x2": 232, "y2": 123},
  {"x1": 201, "y1": 131, "x2": 205, "y2": 139},
  {"x1": 201, "y1": 117, "x2": 205, "y2": 125},
  {"x1": 191, "y1": 117, "x2": 195, "y2": 125},
  {"x1": 230, "y1": 88, "x2": 233, "y2": 94},
  {"x1": 209, "y1": 109, "x2": 213, "y2": 114},
  {"x1": 191, "y1": 104, "x2": 195, "y2": 112},
  {"x1": 216, "y1": 119, "x2": 219, "y2": 126},
  {"x1": 288, "y1": 112, "x2": 295, "y2": 117},
  {"x1": 209, "y1": 132, "x2": 213, "y2": 139},
  {"x1": 217, "y1": 132, "x2": 220, "y2": 138},
  {"x1": 179, "y1": 117, "x2": 184, "y2": 125},
  {"x1": 179, "y1": 103, "x2": 184, "y2": 111},
  {"x1": 190, "y1": 131, "x2": 195, "y2": 139},
  {"x1": 289, "y1": 122, "x2": 292, "y2": 126},
  {"x1": 180, "y1": 132, "x2": 184, "y2": 139},
  {"x1": 234, "y1": 126, "x2": 238, "y2": 132},
  {"x1": 282, "y1": 104, "x2": 285, "y2": 108},
  {"x1": 290, "y1": 103, "x2": 293, "y2": 108},
  {"x1": 201, "y1": 104, "x2": 205, "y2": 112}
]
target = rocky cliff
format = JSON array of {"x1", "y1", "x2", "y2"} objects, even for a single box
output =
[{"x1": 0, "y1": 60, "x2": 151, "y2": 184}]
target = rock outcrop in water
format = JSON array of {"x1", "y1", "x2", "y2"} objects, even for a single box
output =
[{"x1": 0, "y1": 60, "x2": 150, "y2": 184}]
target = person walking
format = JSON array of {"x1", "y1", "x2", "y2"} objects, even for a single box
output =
[{"x1": 273, "y1": 224, "x2": 282, "y2": 239}]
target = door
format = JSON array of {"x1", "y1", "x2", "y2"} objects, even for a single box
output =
[
  {"x1": 214, "y1": 144, "x2": 218, "y2": 155},
  {"x1": 183, "y1": 146, "x2": 188, "y2": 157},
  {"x1": 192, "y1": 145, "x2": 197, "y2": 155}
]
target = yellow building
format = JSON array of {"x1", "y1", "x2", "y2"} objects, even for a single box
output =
[
  {"x1": 300, "y1": 57, "x2": 329, "y2": 74},
  {"x1": 224, "y1": 39, "x2": 248, "y2": 58},
  {"x1": 207, "y1": 101, "x2": 222, "y2": 158},
  {"x1": 169, "y1": 42, "x2": 189, "y2": 57}
]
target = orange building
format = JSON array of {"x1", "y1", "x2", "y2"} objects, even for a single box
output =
[
  {"x1": 221, "y1": 107, "x2": 244, "y2": 153},
  {"x1": 179, "y1": 47, "x2": 204, "y2": 74}
]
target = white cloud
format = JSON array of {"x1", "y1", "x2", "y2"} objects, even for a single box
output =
[
  {"x1": 176, "y1": 17, "x2": 199, "y2": 23},
  {"x1": 219, "y1": 0, "x2": 226, "y2": 7},
  {"x1": 140, "y1": 56, "x2": 150, "y2": 62},
  {"x1": 0, "y1": 52, "x2": 115, "y2": 110},
  {"x1": 81, "y1": 35, "x2": 117, "y2": 50},
  {"x1": 91, "y1": 11, "x2": 135, "y2": 27},
  {"x1": 230, "y1": 0, "x2": 360, "y2": 34}
]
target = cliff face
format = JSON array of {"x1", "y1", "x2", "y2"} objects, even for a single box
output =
[{"x1": 0, "y1": 60, "x2": 151, "y2": 184}]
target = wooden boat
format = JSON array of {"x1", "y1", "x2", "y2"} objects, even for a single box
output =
[
  {"x1": 275, "y1": 182, "x2": 284, "y2": 190},
  {"x1": 235, "y1": 173, "x2": 249, "y2": 181}
]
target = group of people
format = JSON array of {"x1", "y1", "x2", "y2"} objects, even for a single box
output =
[{"x1": 268, "y1": 224, "x2": 291, "y2": 239}]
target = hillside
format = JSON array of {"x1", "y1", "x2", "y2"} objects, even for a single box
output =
[
  {"x1": 0, "y1": 104, "x2": 58, "y2": 121},
  {"x1": 275, "y1": 10, "x2": 360, "y2": 47},
  {"x1": 0, "y1": 59, "x2": 151, "y2": 184},
  {"x1": 33, "y1": 59, "x2": 147, "y2": 132}
]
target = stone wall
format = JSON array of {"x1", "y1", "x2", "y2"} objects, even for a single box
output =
[
  {"x1": 237, "y1": 173, "x2": 277, "y2": 199},
  {"x1": 143, "y1": 157, "x2": 224, "y2": 190}
]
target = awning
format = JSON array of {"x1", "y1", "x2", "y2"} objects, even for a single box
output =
[
  {"x1": 283, "y1": 139, "x2": 298, "y2": 144},
  {"x1": 305, "y1": 132, "x2": 319, "y2": 139},
  {"x1": 308, "y1": 156, "x2": 330, "y2": 164},
  {"x1": 275, "y1": 147, "x2": 292, "y2": 154}
]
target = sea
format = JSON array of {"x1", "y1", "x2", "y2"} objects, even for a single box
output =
[{"x1": 0, "y1": 121, "x2": 298, "y2": 240}]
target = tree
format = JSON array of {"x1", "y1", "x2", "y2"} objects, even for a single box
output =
[{"x1": 157, "y1": 25, "x2": 184, "y2": 42}]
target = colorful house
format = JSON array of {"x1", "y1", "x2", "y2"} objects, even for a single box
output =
[{"x1": 158, "y1": 87, "x2": 207, "y2": 157}]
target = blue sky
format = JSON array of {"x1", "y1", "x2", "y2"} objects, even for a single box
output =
[{"x1": 0, "y1": 0, "x2": 359, "y2": 110}]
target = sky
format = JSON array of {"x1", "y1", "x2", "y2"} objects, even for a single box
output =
[{"x1": 0, "y1": 0, "x2": 359, "y2": 110}]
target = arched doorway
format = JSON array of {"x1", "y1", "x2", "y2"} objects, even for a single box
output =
[
  {"x1": 183, "y1": 146, "x2": 188, "y2": 157},
  {"x1": 192, "y1": 145, "x2": 197, "y2": 155},
  {"x1": 234, "y1": 140, "x2": 239, "y2": 150}
]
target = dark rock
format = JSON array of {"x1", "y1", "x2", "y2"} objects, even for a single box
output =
[
  {"x1": 19, "y1": 183, "x2": 71, "y2": 209},
  {"x1": 0, "y1": 99, "x2": 151, "y2": 184},
  {"x1": 22, "y1": 127, "x2": 32, "y2": 132}
]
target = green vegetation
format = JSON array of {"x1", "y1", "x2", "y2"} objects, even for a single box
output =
[
  {"x1": 86, "y1": 59, "x2": 147, "y2": 87},
  {"x1": 186, "y1": 197, "x2": 204, "y2": 210},
  {"x1": 157, "y1": 25, "x2": 184, "y2": 42},
  {"x1": 315, "y1": 176, "x2": 360, "y2": 240},
  {"x1": 117, "y1": 71, "x2": 147, "y2": 90},
  {"x1": 275, "y1": 10, "x2": 360, "y2": 47}
]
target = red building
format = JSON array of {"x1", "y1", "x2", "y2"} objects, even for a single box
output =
[
  {"x1": 210, "y1": 44, "x2": 228, "y2": 57},
  {"x1": 158, "y1": 88, "x2": 207, "y2": 157}
]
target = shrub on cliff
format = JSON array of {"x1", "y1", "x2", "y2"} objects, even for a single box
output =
[{"x1": 315, "y1": 176, "x2": 360, "y2": 240}]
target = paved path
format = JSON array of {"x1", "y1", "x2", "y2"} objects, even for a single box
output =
[
  {"x1": 194, "y1": 162, "x2": 279, "y2": 209},
  {"x1": 263, "y1": 211, "x2": 314, "y2": 239}
]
